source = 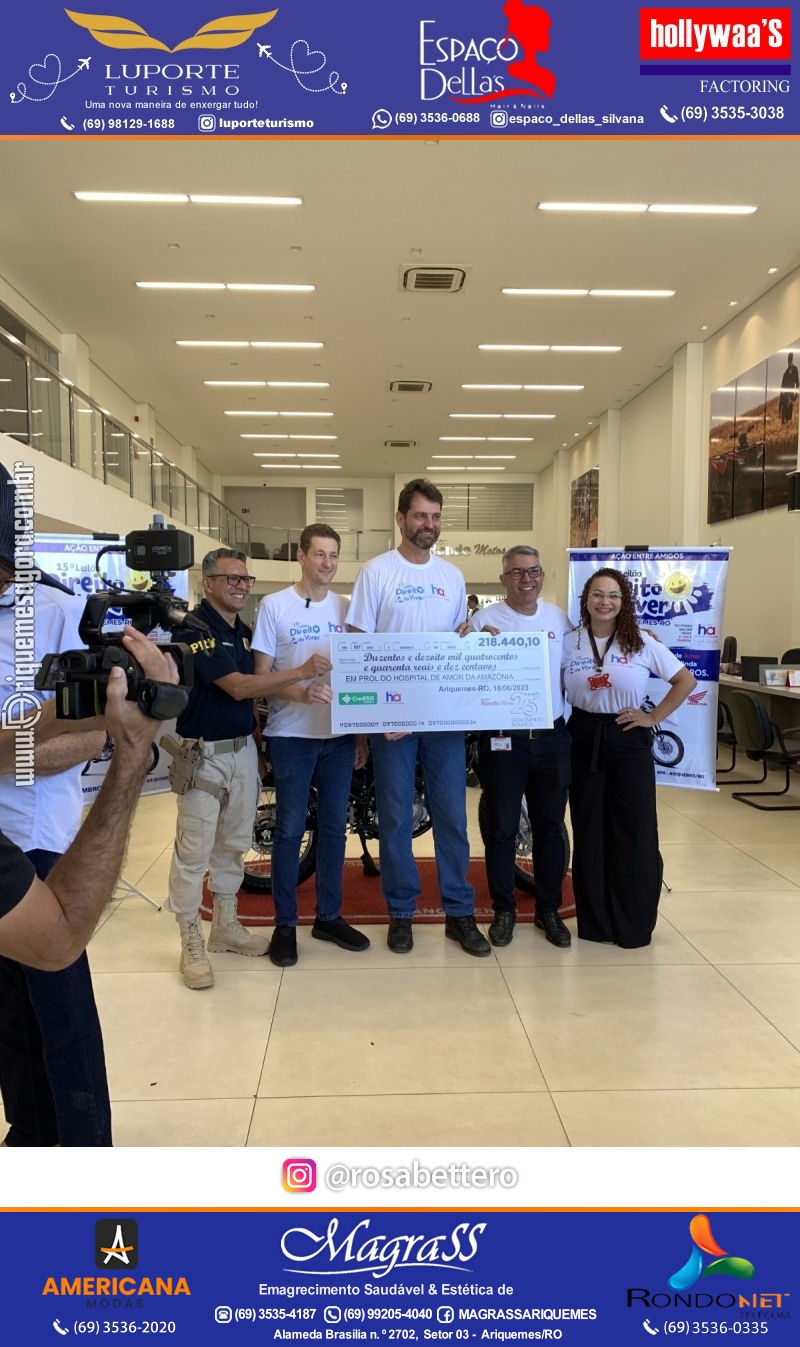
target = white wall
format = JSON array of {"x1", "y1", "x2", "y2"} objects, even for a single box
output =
[{"x1": 618, "y1": 372, "x2": 673, "y2": 546}]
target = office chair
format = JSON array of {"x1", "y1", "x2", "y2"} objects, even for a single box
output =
[
  {"x1": 781, "y1": 647, "x2": 800, "y2": 665},
  {"x1": 721, "y1": 636, "x2": 738, "y2": 664},
  {"x1": 716, "y1": 702, "x2": 737, "y2": 776},
  {"x1": 722, "y1": 689, "x2": 800, "y2": 810},
  {"x1": 250, "y1": 542, "x2": 267, "y2": 558}
]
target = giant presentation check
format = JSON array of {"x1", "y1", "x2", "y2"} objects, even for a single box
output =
[{"x1": 330, "y1": 632, "x2": 553, "y2": 733}]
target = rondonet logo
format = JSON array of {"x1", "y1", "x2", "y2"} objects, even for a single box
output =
[
  {"x1": 640, "y1": 8, "x2": 792, "y2": 61},
  {"x1": 281, "y1": 1217, "x2": 486, "y2": 1279},
  {"x1": 65, "y1": 8, "x2": 278, "y2": 51}
]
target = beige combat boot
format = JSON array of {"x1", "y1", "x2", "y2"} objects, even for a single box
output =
[
  {"x1": 207, "y1": 895, "x2": 269, "y2": 957},
  {"x1": 178, "y1": 915, "x2": 214, "y2": 989}
]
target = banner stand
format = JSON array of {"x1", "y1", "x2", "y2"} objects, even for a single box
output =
[{"x1": 112, "y1": 875, "x2": 161, "y2": 912}]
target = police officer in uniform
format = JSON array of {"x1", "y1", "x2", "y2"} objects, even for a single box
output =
[{"x1": 165, "y1": 548, "x2": 331, "y2": 989}]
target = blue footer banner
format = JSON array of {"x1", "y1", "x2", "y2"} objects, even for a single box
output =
[
  {"x1": 0, "y1": 2, "x2": 797, "y2": 138},
  {"x1": 1, "y1": 1209, "x2": 796, "y2": 1344}
]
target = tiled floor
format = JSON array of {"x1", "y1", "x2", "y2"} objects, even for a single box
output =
[{"x1": 85, "y1": 773, "x2": 800, "y2": 1147}]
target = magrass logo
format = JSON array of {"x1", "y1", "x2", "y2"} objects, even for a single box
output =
[
  {"x1": 65, "y1": 7, "x2": 278, "y2": 52},
  {"x1": 669, "y1": 1214, "x2": 754, "y2": 1291},
  {"x1": 96, "y1": 1219, "x2": 138, "y2": 1270}
]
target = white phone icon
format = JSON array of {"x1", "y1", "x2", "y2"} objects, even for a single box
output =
[
  {"x1": 659, "y1": 104, "x2": 678, "y2": 124},
  {"x1": 53, "y1": 1321, "x2": 70, "y2": 1336},
  {"x1": 643, "y1": 1320, "x2": 659, "y2": 1336},
  {"x1": 60, "y1": 116, "x2": 75, "y2": 131}
]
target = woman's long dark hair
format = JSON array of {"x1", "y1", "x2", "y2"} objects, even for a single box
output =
[{"x1": 578, "y1": 567, "x2": 644, "y2": 655}]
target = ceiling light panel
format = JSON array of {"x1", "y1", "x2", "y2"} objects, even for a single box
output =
[
  {"x1": 178, "y1": 340, "x2": 323, "y2": 349},
  {"x1": 537, "y1": 201, "x2": 757, "y2": 215},
  {"x1": 188, "y1": 195, "x2": 302, "y2": 206}
]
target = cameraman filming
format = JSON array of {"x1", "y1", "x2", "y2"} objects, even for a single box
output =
[{"x1": 0, "y1": 627, "x2": 178, "y2": 1138}]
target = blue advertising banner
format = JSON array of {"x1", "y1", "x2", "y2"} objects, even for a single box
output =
[
  {"x1": 567, "y1": 548, "x2": 730, "y2": 791},
  {"x1": 0, "y1": 1208, "x2": 796, "y2": 1344},
  {"x1": 0, "y1": 1, "x2": 797, "y2": 138}
]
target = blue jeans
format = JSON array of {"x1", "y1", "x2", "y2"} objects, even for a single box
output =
[
  {"x1": 268, "y1": 735, "x2": 355, "y2": 926},
  {"x1": 370, "y1": 732, "x2": 474, "y2": 918},
  {"x1": 0, "y1": 849, "x2": 112, "y2": 1147}
]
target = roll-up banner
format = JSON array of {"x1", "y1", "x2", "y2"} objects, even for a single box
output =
[{"x1": 568, "y1": 547, "x2": 731, "y2": 792}]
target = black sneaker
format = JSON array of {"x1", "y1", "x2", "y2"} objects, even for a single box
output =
[
  {"x1": 445, "y1": 914, "x2": 491, "y2": 957},
  {"x1": 269, "y1": 924, "x2": 298, "y2": 967},
  {"x1": 387, "y1": 918, "x2": 414, "y2": 953},
  {"x1": 488, "y1": 910, "x2": 516, "y2": 947},
  {"x1": 312, "y1": 917, "x2": 371, "y2": 952},
  {"x1": 534, "y1": 911, "x2": 572, "y2": 948}
]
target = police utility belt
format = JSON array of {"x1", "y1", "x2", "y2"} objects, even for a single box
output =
[{"x1": 160, "y1": 733, "x2": 249, "y2": 800}]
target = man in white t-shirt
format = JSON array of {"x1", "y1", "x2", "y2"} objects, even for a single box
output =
[
  {"x1": 346, "y1": 479, "x2": 489, "y2": 958},
  {"x1": 252, "y1": 524, "x2": 370, "y2": 968},
  {"x1": 471, "y1": 545, "x2": 572, "y2": 950}
]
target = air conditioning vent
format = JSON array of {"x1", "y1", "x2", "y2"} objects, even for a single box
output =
[
  {"x1": 385, "y1": 440, "x2": 417, "y2": 448},
  {"x1": 389, "y1": 380, "x2": 432, "y2": 393},
  {"x1": 402, "y1": 266, "x2": 466, "y2": 293}
]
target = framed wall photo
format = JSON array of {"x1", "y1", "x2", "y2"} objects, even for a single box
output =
[
  {"x1": 708, "y1": 343, "x2": 800, "y2": 524},
  {"x1": 569, "y1": 467, "x2": 599, "y2": 546}
]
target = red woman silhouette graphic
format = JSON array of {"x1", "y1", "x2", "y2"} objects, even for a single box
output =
[{"x1": 503, "y1": 0, "x2": 556, "y2": 99}]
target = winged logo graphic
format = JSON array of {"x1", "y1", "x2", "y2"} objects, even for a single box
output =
[{"x1": 64, "y1": 8, "x2": 278, "y2": 52}]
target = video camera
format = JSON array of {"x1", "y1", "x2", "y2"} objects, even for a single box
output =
[{"x1": 35, "y1": 516, "x2": 210, "y2": 721}]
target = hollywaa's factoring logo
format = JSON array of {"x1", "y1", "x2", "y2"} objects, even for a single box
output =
[
  {"x1": 65, "y1": 7, "x2": 278, "y2": 51},
  {"x1": 281, "y1": 1217, "x2": 486, "y2": 1280},
  {"x1": 420, "y1": 1, "x2": 556, "y2": 104}
]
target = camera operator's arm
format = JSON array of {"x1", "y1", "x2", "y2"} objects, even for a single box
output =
[{"x1": 0, "y1": 628, "x2": 176, "y2": 970}]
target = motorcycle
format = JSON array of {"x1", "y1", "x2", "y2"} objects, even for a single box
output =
[
  {"x1": 242, "y1": 730, "x2": 569, "y2": 898},
  {"x1": 241, "y1": 752, "x2": 431, "y2": 893}
]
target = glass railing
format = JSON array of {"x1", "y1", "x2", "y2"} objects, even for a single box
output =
[
  {"x1": 0, "y1": 324, "x2": 249, "y2": 551},
  {"x1": 247, "y1": 526, "x2": 393, "y2": 562}
]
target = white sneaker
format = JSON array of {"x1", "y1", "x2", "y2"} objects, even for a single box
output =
[
  {"x1": 178, "y1": 916, "x2": 214, "y2": 989},
  {"x1": 207, "y1": 896, "x2": 269, "y2": 957}
]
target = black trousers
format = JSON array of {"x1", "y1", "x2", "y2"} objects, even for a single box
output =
[
  {"x1": 568, "y1": 707, "x2": 663, "y2": 948},
  {"x1": 478, "y1": 722, "x2": 571, "y2": 915},
  {"x1": 0, "y1": 850, "x2": 111, "y2": 1147}
]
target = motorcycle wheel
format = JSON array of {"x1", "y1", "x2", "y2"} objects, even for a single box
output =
[
  {"x1": 241, "y1": 783, "x2": 318, "y2": 894},
  {"x1": 651, "y1": 731, "x2": 684, "y2": 768},
  {"x1": 477, "y1": 793, "x2": 570, "y2": 897}
]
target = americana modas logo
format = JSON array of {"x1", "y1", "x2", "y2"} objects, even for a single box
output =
[
  {"x1": 95, "y1": 1219, "x2": 139, "y2": 1270},
  {"x1": 669, "y1": 1214, "x2": 754, "y2": 1290},
  {"x1": 65, "y1": 8, "x2": 277, "y2": 52}
]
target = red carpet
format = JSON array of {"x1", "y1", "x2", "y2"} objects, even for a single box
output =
[{"x1": 200, "y1": 858, "x2": 575, "y2": 926}]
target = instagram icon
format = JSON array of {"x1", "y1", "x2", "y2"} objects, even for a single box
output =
[{"x1": 283, "y1": 1158, "x2": 317, "y2": 1192}]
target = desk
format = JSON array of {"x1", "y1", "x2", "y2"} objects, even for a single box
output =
[{"x1": 719, "y1": 673, "x2": 800, "y2": 732}]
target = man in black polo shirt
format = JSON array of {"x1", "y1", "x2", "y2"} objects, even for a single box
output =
[{"x1": 165, "y1": 548, "x2": 331, "y2": 989}]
